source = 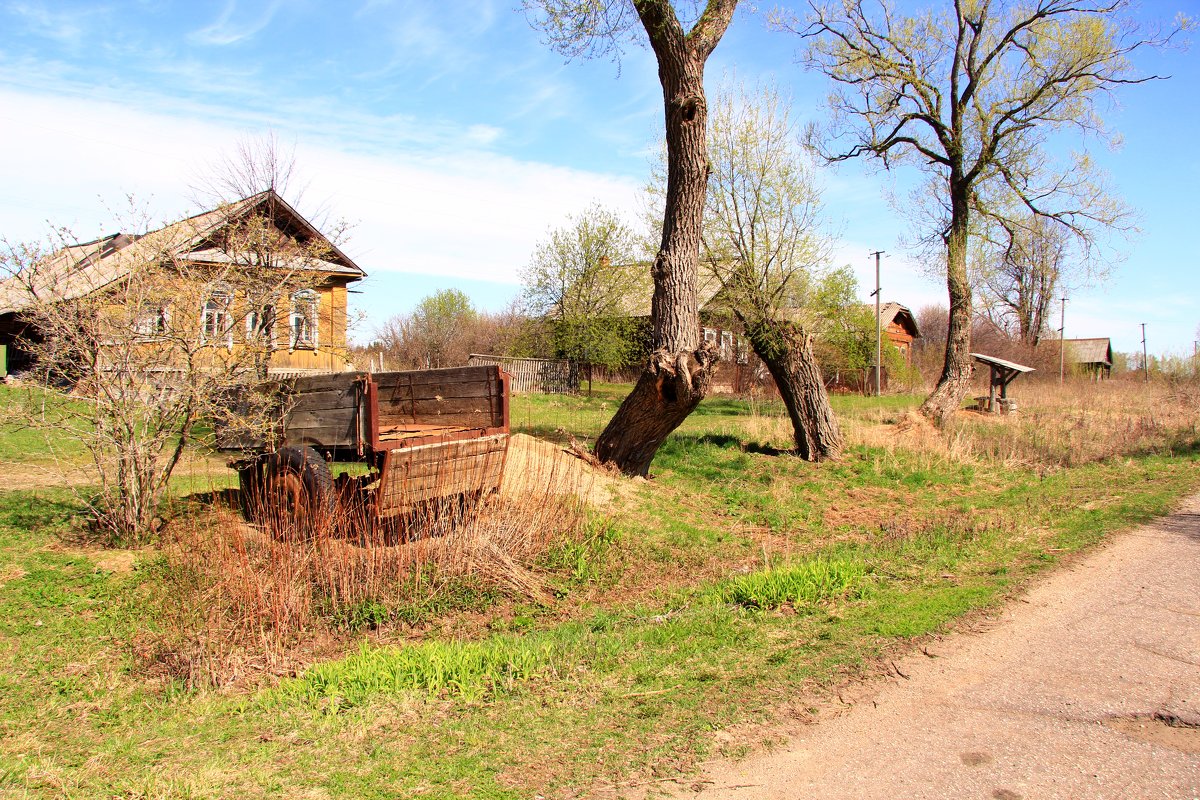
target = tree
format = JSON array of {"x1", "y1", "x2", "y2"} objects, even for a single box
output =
[
  {"x1": 789, "y1": 0, "x2": 1177, "y2": 422},
  {"x1": 410, "y1": 289, "x2": 477, "y2": 369},
  {"x1": 978, "y1": 214, "x2": 1073, "y2": 345},
  {"x1": 525, "y1": 0, "x2": 739, "y2": 476},
  {"x1": 522, "y1": 204, "x2": 646, "y2": 394},
  {"x1": 372, "y1": 297, "x2": 542, "y2": 372},
  {"x1": 698, "y1": 82, "x2": 843, "y2": 459},
  {"x1": 807, "y1": 265, "x2": 893, "y2": 390}
]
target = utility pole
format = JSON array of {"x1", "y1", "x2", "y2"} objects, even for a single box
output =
[
  {"x1": 869, "y1": 250, "x2": 884, "y2": 397},
  {"x1": 1058, "y1": 298, "x2": 1067, "y2": 385},
  {"x1": 1141, "y1": 323, "x2": 1149, "y2": 382}
]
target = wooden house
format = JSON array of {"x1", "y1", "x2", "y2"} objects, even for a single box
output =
[
  {"x1": 875, "y1": 302, "x2": 920, "y2": 368},
  {"x1": 1063, "y1": 337, "x2": 1113, "y2": 379},
  {"x1": 0, "y1": 190, "x2": 364, "y2": 377}
]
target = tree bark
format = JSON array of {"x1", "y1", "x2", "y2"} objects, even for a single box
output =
[
  {"x1": 593, "y1": 0, "x2": 737, "y2": 476},
  {"x1": 744, "y1": 318, "x2": 842, "y2": 461},
  {"x1": 920, "y1": 179, "x2": 974, "y2": 423}
]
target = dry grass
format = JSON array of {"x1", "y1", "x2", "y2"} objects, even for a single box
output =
[
  {"x1": 947, "y1": 379, "x2": 1199, "y2": 468},
  {"x1": 144, "y1": 436, "x2": 607, "y2": 688},
  {"x1": 843, "y1": 379, "x2": 1198, "y2": 471}
]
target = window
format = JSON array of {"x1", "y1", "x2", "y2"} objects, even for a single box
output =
[
  {"x1": 133, "y1": 304, "x2": 170, "y2": 338},
  {"x1": 736, "y1": 336, "x2": 750, "y2": 365},
  {"x1": 246, "y1": 303, "x2": 276, "y2": 349},
  {"x1": 702, "y1": 327, "x2": 717, "y2": 346},
  {"x1": 200, "y1": 285, "x2": 233, "y2": 348},
  {"x1": 290, "y1": 290, "x2": 318, "y2": 350},
  {"x1": 720, "y1": 331, "x2": 734, "y2": 361}
]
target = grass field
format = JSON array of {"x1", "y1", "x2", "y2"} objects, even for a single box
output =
[{"x1": 0, "y1": 378, "x2": 1197, "y2": 798}]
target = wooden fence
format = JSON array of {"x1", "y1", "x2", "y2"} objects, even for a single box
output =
[{"x1": 466, "y1": 354, "x2": 578, "y2": 395}]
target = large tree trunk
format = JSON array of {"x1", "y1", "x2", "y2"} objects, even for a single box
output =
[
  {"x1": 593, "y1": 0, "x2": 737, "y2": 477},
  {"x1": 745, "y1": 318, "x2": 842, "y2": 461},
  {"x1": 920, "y1": 179, "x2": 974, "y2": 423}
]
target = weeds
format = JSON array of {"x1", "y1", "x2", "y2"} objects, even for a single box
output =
[
  {"x1": 721, "y1": 557, "x2": 870, "y2": 610},
  {"x1": 146, "y1": 443, "x2": 595, "y2": 688},
  {"x1": 275, "y1": 636, "x2": 559, "y2": 708}
]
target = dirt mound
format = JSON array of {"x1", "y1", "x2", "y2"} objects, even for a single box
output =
[{"x1": 499, "y1": 434, "x2": 623, "y2": 508}]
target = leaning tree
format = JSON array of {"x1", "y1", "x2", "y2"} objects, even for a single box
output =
[
  {"x1": 699, "y1": 82, "x2": 843, "y2": 460},
  {"x1": 525, "y1": 0, "x2": 739, "y2": 476},
  {"x1": 789, "y1": 0, "x2": 1179, "y2": 422}
]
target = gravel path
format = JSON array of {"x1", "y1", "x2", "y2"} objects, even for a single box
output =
[{"x1": 681, "y1": 494, "x2": 1200, "y2": 800}]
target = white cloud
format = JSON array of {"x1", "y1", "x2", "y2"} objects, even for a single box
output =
[
  {"x1": 0, "y1": 86, "x2": 643, "y2": 292},
  {"x1": 188, "y1": 0, "x2": 285, "y2": 46}
]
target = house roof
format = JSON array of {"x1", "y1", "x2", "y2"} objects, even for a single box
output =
[
  {"x1": 610, "y1": 263, "x2": 725, "y2": 318},
  {"x1": 875, "y1": 302, "x2": 920, "y2": 338},
  {"x1": 1063, "y1": 338, "x2": 1113, "y2": 367},
  {"x1": 0, "y1": 190, "x2": 364, "y2": 315}
]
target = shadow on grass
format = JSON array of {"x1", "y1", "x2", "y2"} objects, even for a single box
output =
[
  {"x1": 671, "y1": 433, "x2": 795, "y2": 457},
  {"x1": 179, "y1": 488, "x2": 242, "y2": 513},
  {"x1": 0, "y1": 490, "x2": 84, "y2": 531}
]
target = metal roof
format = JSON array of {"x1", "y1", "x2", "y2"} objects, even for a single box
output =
[{"x1": 971, "y1": 352, "x2": 1036, "y2": 373}]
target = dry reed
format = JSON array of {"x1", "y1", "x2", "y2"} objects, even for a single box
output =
[{"x1": 145, "y1": 436, "x2": 603, "y2": 688}]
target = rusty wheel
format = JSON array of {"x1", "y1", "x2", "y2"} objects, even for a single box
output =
[{"x1": 263, "y1": 446, "x2": 334, "y2": 539}]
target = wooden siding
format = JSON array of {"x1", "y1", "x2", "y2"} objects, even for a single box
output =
[
  {"x1": 269, "y1": 281, "x2": 354, "y2": 372},
  {"x1": 885, "y1": 321, "x2": 915, "y2": 368}
]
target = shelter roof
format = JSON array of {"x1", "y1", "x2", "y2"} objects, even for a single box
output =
[{"x1": 971, "y1": 352, "x2": 1036, "y2": 373}]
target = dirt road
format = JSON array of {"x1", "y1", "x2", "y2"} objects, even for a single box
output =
[{"x1": 681, "y1": 494, "x2": 1200, "y2": 800}]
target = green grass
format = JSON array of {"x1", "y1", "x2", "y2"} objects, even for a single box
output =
[
  {"x1": 0, "y1": 382, "x2": 1197, "y2": 797},
  {"x1": 720, "y1": 556, "x2": 871, "y2": 610}
]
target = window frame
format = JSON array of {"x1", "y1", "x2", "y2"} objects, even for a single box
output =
[
  {"x1": 200, "y1": 284, "x2": 234, "y2": 350},
  {"x1": 289, "y1": 289, "x2": 319, "y2": 351}
]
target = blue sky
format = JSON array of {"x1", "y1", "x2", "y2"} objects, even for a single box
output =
[{"x1": 1, "y1": 0, "x2": 1197, "y2": 356}]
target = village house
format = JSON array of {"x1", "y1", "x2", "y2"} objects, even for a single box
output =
[
  {"x1": 0, "y1": 190, "x2": 364, "y2": 377},
  {"x1": 1063, "y1": 337, "x2": 1114, "y2": 379},
  {"x1": 876, "y1": 302, "x2": 920, "y2": 368}
]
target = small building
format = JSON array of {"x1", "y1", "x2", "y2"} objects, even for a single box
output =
[
  {"x1": 875, "y1": 302, "x2": 921, "y2": 368},
  {"x1": 1063, "y1": 338, "x2": 1113, "y2": 379},
  {"x1": 0, "y1": 190, "x2": 365, "y2": 377}
]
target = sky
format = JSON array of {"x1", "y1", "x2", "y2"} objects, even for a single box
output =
[{"x1": 1, "y1": 0, "x2": 1197, "y2": 357}]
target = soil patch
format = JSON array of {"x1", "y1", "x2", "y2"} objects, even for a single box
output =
[
  {"x1": 1105, "y1": 713, "x2": 1200, "y2": 754},
  {"x1": 499, "y1": 433, "x2": 626, "y2": 508}
]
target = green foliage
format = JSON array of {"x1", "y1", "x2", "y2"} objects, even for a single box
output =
[
  {"x1": 408, "y1": 288, "x2": 478, "y2": 368},
  {"x1": 522, "y1": 203, "x2": 647, "y2": 372},
  {"x1": 721, "y1": 557, "x2": 870, "y2": 610},
  {"x1": 275, "y1": 637, "x2": 558, "y2": 708}
]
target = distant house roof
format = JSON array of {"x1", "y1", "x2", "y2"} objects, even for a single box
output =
[
  {"x1": 875, "y1": 302, "x2": 920, "y2": 338},
  {"x1": 0, "y1": 189, "x2": 364, "y2": 315},
  {"x1": 1063, "y1": 338, "x2": 1113, "y2": 367},
  {"x1": 612, "y1": 263, "x2": 723, "y2": 318}
]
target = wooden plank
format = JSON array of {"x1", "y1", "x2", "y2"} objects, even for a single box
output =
[
  {"x1": 379, "y1": 379, "x2": 497, "y2": 400},
  {"x1": 288, "y1": 387, "x2": 359, "y2": 413},
  {"x1": 290, "y1": 373, "x2": 362, "y2": 393},
  {"x1": 375, "y1": 435, "x2": 508, "y2": 517},
  {"x1": 372, "y1": 366, "x2": 497, "y2": 390},
  {"x1": 284, "y1": 407, "x2": 357, "y2": 431}
]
